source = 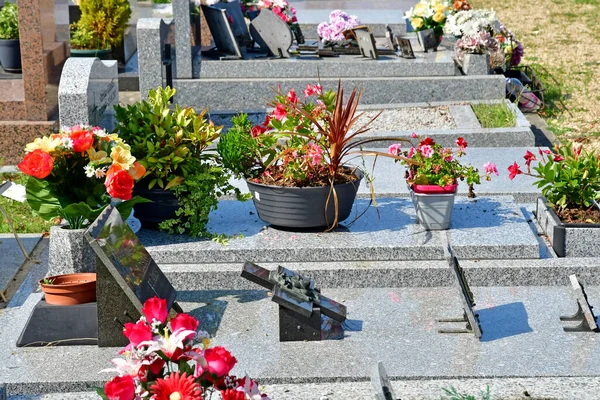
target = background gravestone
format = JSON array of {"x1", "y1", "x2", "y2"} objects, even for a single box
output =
[
  {"x1": 86, "y1": 206, "x2": 178, "y2": 347},
  {"x1": 202, "y1": 5, "x2": 243, "y2": 59},
  {"x1": 213, "y1": 0, "x2": 251, "y2": 46},
  {"x1": 58, "y1": 57, "x2": 118, "y2": 131},
  {"x1": 249, "y1": 8, "x2": 292, "y2": 58}
]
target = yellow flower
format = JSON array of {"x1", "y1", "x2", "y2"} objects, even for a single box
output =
[
  {"x1": 110, "y1": 145, "x2": 136, "y2": 170},
  {"x1": 414, "y1": 3, "x2": 427, "y2": 16},
  {"x1": 86, "y1": 147, "x2": 110, "y2": 164},
  {"x1": 25, "y1": 136, "x2": 62, "y2": 153},
  {"x1": 434, "y1": 4, "x2": 446, "y2": 13},
  {"x1": 433, "y1": 11, "x2": 445, "y2": 23},
  {"x1": 411, "y1": 17, "x2": 424, "y2": 29}
]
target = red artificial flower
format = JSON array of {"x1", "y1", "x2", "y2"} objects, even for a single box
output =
[
  {"x1": 262, "y1": 114, "x2": 271, "y2": 127},
  {"x1": 251, "y1": 125, "x2": 267, "y2": 138},
  {"x1": 123, "y1": 320, "x2": 153, "y2": 347},
  {"x1": 142, "y1": 296, "x2": 169, "y2": 324},
  {"x1": 221, "y1": 389, "x2": 245, "y2": 400},
  {"x1": 553, "y1": 154, "x2": 565, "y2": 162},
  {"x1": 104, "y1": 374, "x2": 135, "y2": 400},
  {"x1": 18, "y1": 149, "x2": 54, "y2": 179},
  {"x1": 170, "y1": 313, "x2": 199, "y2": 340},
  {"x1": 456, "y1": 137, "x2": 468, "y2": 148},
  {"x1": 420, "y1": 137, "x2": 435, "y2": 146},
  {"x1": 138, "y1": 357, "x2": 166, "y2": 382},
  {"x1": 273, "y1": 104, "x2": 287, "y2": 121},
  {"x1": 286, "y1": 88, "x2": 298, "y2": 104},
  {"x1": 150, "y1": 372, "x2": 201, "y2": 400},
  {"x1": 69, "y1": 128, "x2": 95, "y2": 152},
  {"x1": 204, "y1": 346, "x2": 237, "y2": 379},
  {"x1": 523, "y1": 150, "x2": 537, "y2": 167},
  {"x1": 105, "y1": 168, "x2": 134, "y2": 201},
  {"x1": 508, "y1": 162, "x2": 523, "y2": 180}
]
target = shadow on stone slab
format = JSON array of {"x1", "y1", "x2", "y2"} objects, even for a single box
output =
[
  {"x1": 478, "y1": 301, "x2": 534, "y2": 342},
  {"x1": 452, "y1": 198, "x2": 525, "y2": 229},
  {"x1": 344, "y1": 318, "x2": 363, "y2": 332},
  {"x1": 176, "y1": 290, "x2": 268, "y2": 336}
]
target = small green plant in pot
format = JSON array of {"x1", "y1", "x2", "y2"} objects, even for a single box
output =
[
  {"x1": 114, "y1": 86, "x2": 240, "y2": 237},
  {"x1": 0, "y1": 3, "x2": 21, "y2": 72},
  {"x1": 69, "y1": 0, "x2": 131, "y2": 58}
]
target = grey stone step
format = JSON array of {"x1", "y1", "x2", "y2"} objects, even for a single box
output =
[
  {"x1": 161, "y1": 257, "x2": 600, "y2": 290},
  {"x1": 200, "y1": 49, "x2": 456, "y2": 79},
  {"x1": 10, "y1": 377, "x2": 600, "y2": 400},
  {"x1": 225, "y1": 147, "x2": 546, "y2": 203},
  {"x1": 4, "y1": 286, "x2": 600, "y2": 396},
  {"x1": 138, "y1": 196, "x2": 540, "y2": 264},
  {"x1": 173, "y1": 75, "x2": 506, "y2": 110}
]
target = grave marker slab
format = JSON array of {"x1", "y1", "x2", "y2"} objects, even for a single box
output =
[
  {"x1": 560, "y1": 274, "x2": 599, "y2": 332},
  {"x1": 58, "y1": 58, "x2": 118, "y2": 131},
  {"x1": 201, "y1": 5, "x2": 243, "y2": 59},
  {"x1": 213, "y1": 0, "x2": 251, "y2": 46},
  {"x1": 86, "y1": 205, "x2": 179, "y2": 346},
  {"x1": 354, "y1": 29, "x2": 379, "y2": 60},
  {"x1": 437, "y1": 246, "x2": 483, "y2": 339},
  {"x1": 241, "y1": 261, "x2": 346, "y2": 341},
  {"x1": 396, "y1": 37, "x2": 415, "y2": 59},
  {"x1": 249, "y1": 8, "x2": 293, "y2": 58}
]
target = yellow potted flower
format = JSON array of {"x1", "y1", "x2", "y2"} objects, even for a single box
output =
[{"x1": 405, "y1": 0, "x2": 451, "y2": 52}]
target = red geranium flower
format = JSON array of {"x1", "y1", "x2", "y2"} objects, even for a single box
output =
[
  {"x1": 150, "y1": 372, "x2": 201, "y2": 400},
  {"x1": 105, "y1": 168, "x2": 134, "y2": 201},
  {"x1": 273, "y1": 104, "x2": 287, "y2": 121},
  {"x1": 142, "y1": 296, "x2": 169, "y2": 324},
  {"x1": 204, "y1": 346, "x2": 237, "y2": 380},
  {"x1": 508, "y1": 162, "x2": 523, "y2": 180},
  {"x1": 420, "y1": 137, "x2": 435, "y2": 146},
  {"x1": 286, "y1": 88, "x2": 298, "y2": 104},
  {"x1": 456, "y1": 137, "x2": 468, "y2": 148},
  {"x1": 104, "y1": 374, "x2": 135, "y2": 400},
  {"x1": 170, "y1": 313, "x2": 199, "y2": 340},
  {"x1": 18, "y1": 149, "x2": 54, "y2": 179},
  {"x1": 123, "y1": 320, "x2": 153, "y2": 347},
  {"x1": 69, "y1": 128, "x2": 95, "y2": 152}
]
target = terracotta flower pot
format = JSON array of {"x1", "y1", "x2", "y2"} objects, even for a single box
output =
[{"x1": 39, "y1": 273, "x2": 97, "y2": 306}]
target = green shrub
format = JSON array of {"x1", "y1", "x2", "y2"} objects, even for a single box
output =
[
  {"x1": 0, "y1": 3, "x2": 19, "y2": 40},
  {"x1": 70, "y1": 0, "x2": 131, "y2": 50}
]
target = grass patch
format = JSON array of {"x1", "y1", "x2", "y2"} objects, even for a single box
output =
[
  {"x1": 472, "y1": 102, "x2": 517, "y2": 128},
  {"x1": 0, "y1": 173, "x2": 54, "y2": 234}
]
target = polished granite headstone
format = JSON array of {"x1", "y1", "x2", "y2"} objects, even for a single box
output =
[
  {"x1": 560, "y1": 275, "x2": 599, "y2": 332},
  {"x1": 249, "y1": 9, "x2": 293, "y2": 58},
  {"x1": 437, "y1": 247, "x2": 483, "y2": 339},
  {"x1": 241, "y1": 261, "x2": 346, "y2": 341},
  {"x1": 201, "y1": 5, "x2": 243, "y2": 59},
  {"x1": 86, "y1": 205, "x2": 178, "y2": 347},
  {"x1": 58, "y1": 57, "x2": 118, "y2": 131},
  {"x1": 213, "y1": 0, "x2": 251, "y2": 46}
]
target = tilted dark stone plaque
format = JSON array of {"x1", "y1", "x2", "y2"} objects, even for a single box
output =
[
  {"x1": 560, "y1": 274, "x2": 599, "y2": 332},
  {"x1": 371, "y1": 361, "x2": 396, "y2": 400},
  {"x1": 354, "y1": 29, "x2": 378, "y2": 60},
  {"x1": 249, "y1": 8, "x2": 293, "y2": 58},
  {"x1": 241, "y1": 261, "x2": 346, "y2": 341},
  {"x1": 201, "y1": 5, "x2": 243, "y2": 59},
  {"x1": 396, "y1": 37, "x2": 415, "y2": 59},
  {"x1": 86, "y1": 205, "x2": 178, "y2": 347},
  {"x1": 437, "y1": 246, "x2": 483, "y2": 339},
  {"x1": 213, "y1": 0, "x2": 252, "y2": 47}
]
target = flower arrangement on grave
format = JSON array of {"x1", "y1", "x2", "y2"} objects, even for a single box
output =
[
  {"x1": 317, "y1": 10, "x2": 361, "y2": 44},
  {"x1": 114, "y1": 86, "x2": 242, "y2": 237},
  {"x1": 496, "y1": 22, "x2": 524, "y2": 68},
  {"x1": 405, "y1": 0, "x2": 451, "y2": 36},
  {"x1": 240, "y1": 0, "x2": 300, "y2": 32},
  {"x1": 17, "y1": 126, "x2": 148, "y2": 229},
  {"x1": 508, "y1": 144, "x2": 600, "y2": 223},
  {"x1": 97, "y1": 296, "x2": 271, "y2": 400},
  {"x1": 70, "y1": 0, "x2": 132, "y2": 51},
  {"x1": 443, "y1": 9, "x2": 497, "y2": 38},
  {"x1": 454, "y1": 30, "x2": 506, "y2": 70},
  {"x1": 451, "y1": 0, "x2": 471, "y2": 12},
  {"x1": 218, "y1": 81, "x2": 387, "y2": 228},
  {"x1": 386, "y1": 135, "x2": 497, "y2": 197}
]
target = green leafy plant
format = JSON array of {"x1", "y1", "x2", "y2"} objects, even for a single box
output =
[
  {"x1": 41, "y1": 278, "x2": 55, "y2": 285},
  {"x1": 509, "y1": 144, "x2": 600, "y2": 221},
  {"x1": 472, "y1": 102, "x2": 517, "y2": 128},
  {"x1": 152, "y1": 0, "x2": 171, "y2": 4},
  {"x1": 115, "y1": 86, "x2": 239, "y2": 237},
  {"x1": 0, "y1": 3, "x2": 19, "y2": 40},
  {"x1": 70, "y1": 0, "x2": 131, "y2": 50},
  {"x1": 442, "y1": 385, "x2": 491, "y2": 400}
]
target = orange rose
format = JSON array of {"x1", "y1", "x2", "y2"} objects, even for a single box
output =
[
  {"x1": 105, "y1": 168, "x2": 134, "y2": 200},
  {"x1": 18, "y1": 149, "x2": 54, "y2": 179},
  {"x1": 69, "y1": 128, "x2": 95, "y2": 153}
]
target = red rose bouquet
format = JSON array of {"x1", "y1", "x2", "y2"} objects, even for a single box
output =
[
  {"x1": 18, "y1": 126, "x2": 148, "y2": 229},
  {"x1": 98, "y1": 296, "x2": 271, "y2": 400}
]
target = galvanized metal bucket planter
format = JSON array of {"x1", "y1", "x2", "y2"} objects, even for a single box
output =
[
  {"x1": 409, "y1": 184, "x2": 458, "y2": 230},
  {"x1": 536, "y1": 197, "x2": 600, "y2": 257},
  {"x1": 246, "y1": 169, "x2": 363, "y2": 229}
]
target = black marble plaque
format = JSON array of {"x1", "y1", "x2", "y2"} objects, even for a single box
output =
[{"x1": 201, "y1": 5, "x2": 243, "y2": 59}]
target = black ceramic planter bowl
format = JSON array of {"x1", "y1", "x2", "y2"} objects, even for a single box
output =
[
  {"x1": 246, "y1": 169, "x2": 364, "y2": 229},
  {"x1": 132, "y1": 186, "x2": 179, "y2": 230},
  {"x1": 0, "y1": 38, "x2": 21, "y2": 72},
  {"x1": 536, "y1": 197, "x2": 600, "y2": 257}
]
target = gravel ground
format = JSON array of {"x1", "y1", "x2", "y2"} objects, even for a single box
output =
[{"x1": 355, "y1": 106, "x2": 456, "y2": 132}]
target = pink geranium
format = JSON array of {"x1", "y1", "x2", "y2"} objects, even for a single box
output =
[
  {"x1": 420, "y1": 144, "x2": 434, "y2": 158},
  {"x1": 387, "y1": 143, "x2": 401, "y2": 156}
]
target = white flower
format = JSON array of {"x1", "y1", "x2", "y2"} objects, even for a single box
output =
[
  {"x1": 94, "y1": 167, "x2": 107, "y2": 179},
  {"x1": 84, "y1": 165, "x2": 96, "y2": 178},
  {"x1": 62, "y1": 137, "x2": 74, "y2": 149}
]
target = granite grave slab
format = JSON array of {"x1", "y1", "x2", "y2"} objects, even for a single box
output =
[
  {"x1": 0, "y1": 234, "x2": 40, "y2": 294},
  {"x1": 58, "y1": 58, "x2": 118, "y2": 131}
]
